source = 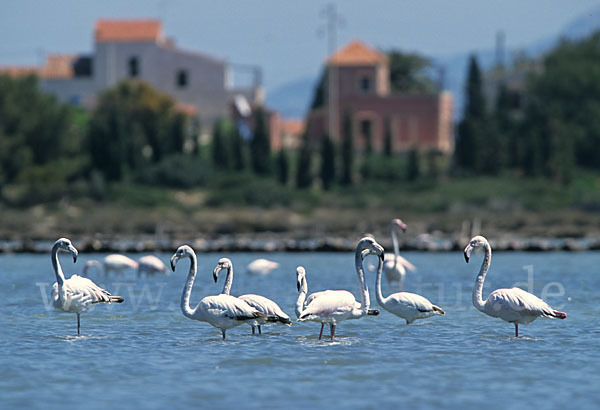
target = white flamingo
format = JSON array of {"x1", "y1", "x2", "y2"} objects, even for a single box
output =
[
  {"x1": 213, "y1": 257, "x2": 292, "y2": 335},
  {"x1": 138, "y1": 255, "x2": 168, "y2": 275},
  {"x1": 83, "y1": 254, "x2": 139, "y2": 275},
  {"x1": 383, "y1": 219, "x2": 416, "y2": 287},
  {"x1": 50, "y1": 238, "x2": 124, "y2": 334},
  {"x1": 464, "y1": 235, "x2": 567, "y2": 337},
  {"x1": 170, "y1": 245, "x2": 273, "y2": 340},
  {"x1": 296, "y1": 237, "x2": 384, "y2": 341},
  {"x1": 375, "y1": 249, "x2": 445, "y2": 324},
  {"x1": 247, "y1": 258, "x2": 279, "y2": 275}
]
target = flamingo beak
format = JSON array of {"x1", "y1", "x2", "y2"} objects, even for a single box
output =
[
  {"x1": 400, "y1": 223, "x2": 407, "y2": 232},
  {"x1": 464, "y1": 246, "x2": 472, "y2": 263},
  {"x1": 69, "y1": 246, "x2": 78, "y2": 263},
  {"x1": 170, "y1": 255, "x2": 177, "y2": 272},
  {"x1": 297, "y1": 280, "x2": 301, "y2": 292},
  {"x1": 213, "y1": 265, "x2": 221, "y2": 283}
]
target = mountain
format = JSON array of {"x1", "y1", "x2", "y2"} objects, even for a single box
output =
[{"x1": 266, "y1": 5, "x2": 600, "y2": 121}]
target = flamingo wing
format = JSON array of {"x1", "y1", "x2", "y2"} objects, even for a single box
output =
[
  {"x1": 387, "y1": 292, "x2": 438, "y2": 313},
  {"x1": 199, "y1": 294, "x2": 263, "y2": 321},
  {"x1": 395, "y1": 255, "x2": 416, "y2": 271},
  {"x1": 53, "y1": 275, "x2": 118, "y2": 312},
  {"x1": 299, "y1": 290, "x2": 356, "y2": 320},
  {"x1": 239, "y1": 294, "x2": 291, "y2": 325},
  {"x1": 485, "y1": 287, "x2": 559, "y2": 322}
]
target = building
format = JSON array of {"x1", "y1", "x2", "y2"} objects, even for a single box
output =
[
  {"x1": 0, "y1": 19, "x2": 262, "y2": 129},
  {"x1": 305, "y1": 40, "x2": 453, "y2": 154}
]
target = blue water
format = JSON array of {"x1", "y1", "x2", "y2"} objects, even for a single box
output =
[{"x1": 1, "y1": 250, "x2": 599, "y2": 409}]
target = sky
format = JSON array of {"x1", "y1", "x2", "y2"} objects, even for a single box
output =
[{"x1": 1, "y1": 0, "x2": 599, "y2": 92}]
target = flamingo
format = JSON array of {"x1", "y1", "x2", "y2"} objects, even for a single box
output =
[
  {"x1": 50, "y1": 238, "x2": 124, "y2": 334},
  {"x1": 170, "y1": 245, "x2": 274, "y2": 340},
  {"x1": 296, "y1": 237, "x2": 384, "y2": 341},
  {"x1": 374, "y1": 236, "x2": 445, "y2": 324},
  {"x1": 138, "y1": 255, "x2": 168, "y2": 275},
  {"x1": 464, "y1": 235, "x2": 567, "y2": 337},
  {"x1": 383, "y1": 219, "x2": 416, "y2": 287},
  {"x1": 213, "y1": 257, "x2": 291, "y2": 335},
  {"x1": 247, "y1": 258, "x2": 279, "y2": 275},
  {"x1": 82, "y1": 254, "x2": 139, "y2": 275}
]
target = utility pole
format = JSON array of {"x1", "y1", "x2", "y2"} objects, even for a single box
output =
[{"x1": 320, "y1": 3, "x2": 343, "y2": 140}]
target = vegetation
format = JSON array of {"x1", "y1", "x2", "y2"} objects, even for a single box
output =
[{"x1": 2, "y1": 31, "x2": 600, "y2": 239}]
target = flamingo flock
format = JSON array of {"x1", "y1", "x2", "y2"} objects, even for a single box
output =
[{"x1": 44, "y1": 218, "x2": 567, "y2": 339}]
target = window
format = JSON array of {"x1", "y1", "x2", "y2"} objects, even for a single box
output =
[
  {"x1": 176, "y1": 70, "x2": 188, "y2": 88},
  {"x1": 128, "y1": 56, "x2": 139, "y2": 77},
  {"x1": 359, "y1": 76, "x2": 371, "y2": 93}
]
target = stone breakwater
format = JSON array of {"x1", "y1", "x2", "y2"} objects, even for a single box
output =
[{"x1": 2, "y1": 235, "x2": 600, "y2": 253}]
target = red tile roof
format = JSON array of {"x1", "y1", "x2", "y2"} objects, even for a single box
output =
[
  {"x1": 327, "y1": 40, "x2": 387, "y2": 66},
  {"x1": 95, "y1": 19, "x2": 162, "y2": 43},
  {"x1": 0, "y1": 54, "x2": 76, "y2": 79}
]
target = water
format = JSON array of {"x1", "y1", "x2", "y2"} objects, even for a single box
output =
[{"x1": 1, "y1": 250, "x2": 599, "y2": 409}]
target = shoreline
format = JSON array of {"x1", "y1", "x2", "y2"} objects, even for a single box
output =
[{"x1": 3, "y1": 234, "x2": 599, "y2": 253}]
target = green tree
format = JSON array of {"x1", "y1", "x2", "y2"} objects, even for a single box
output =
[
  {"x1": 387, "y1": 50, "x2": 436, "y2": 93},
  {"x1": 296, "y1": 136, "x2": 313, "y2": 189},
  {"x1": 320, "y1": 133, "x2": 336, "y2": 190},
  {"x1": 383, "y1": 117, "x2": 393, "y2": 157},
  {"x1": 454, "y1": 55, "x2": 487, "y2": 173},
  {"x1": 406, "y1": 147, "x2": 420, "y2": 181},
  {"x1": 309, "y1": 69, "x2": 327, "y2": 110},
  {"x1": 211, "y1": 119, "x2": 231, "y2": 169},
  {"x1": 276, "y1": 149, "x2": 289, "y2": 185},
  {"x1": 0, "y1": 74, "x2": 85, "y2": 189},
  {"x1": 230, "y1": 125, "x2": 246, "y2": 170},
  {"x1": 340, "y1": 110, "x2": 354, "y2": 185},
  {"x1": 250, "y1": 107, "x2": 271, "y2": 175},
  {"x1": 87, "y1": 80, "x2": 187, "y2": 181}
]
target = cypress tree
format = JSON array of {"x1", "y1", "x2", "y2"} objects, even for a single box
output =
[
  {"x1": 406, "y1": 147, "x2": 420, "y2": 181},
  {"x1": 250, "y1": 107, "x2": 271, "y2": 175},
  {"x1": 384, "y1": 117, "x2": 393, "y2": 157},
  {"x1": 211, "y1": 119, "x2": 230, "y2": 169},
  {"x1": 296, "y1": 136, "x2": 313, "y2": 189},
  {"x1": 231, "y1": 125, "x2": 245, "y2": 170},
  {"x1": 276, "y1": 149, "x2": 289, "y2": 185},
  {"x1": 340, "y1": 110, "x2": 354, "y2": 185},
  {"x1": 320, "y1": 133, "x2": 336, "y2": 190}
]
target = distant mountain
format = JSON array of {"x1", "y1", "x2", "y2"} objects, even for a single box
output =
[
  {"x1": 266, "y1": 75, "x2": 318, "y2": 120},
  {"x1": 266, "y1": 5, "x2": 600, "y2": 121}
]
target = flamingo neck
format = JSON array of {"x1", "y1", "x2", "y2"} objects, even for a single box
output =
[
  {"x1": 391, "y1": 227, "x2": 400, "y2": 269},
  {"x1": 295, "y1": 276, "x2": 307, "y2": 319},
  {"x1": 51, "y1": 243, "x2": 65, "y2": 286},
  {"x1": 473, "y1": 243, "x2": 491, "y2": 311},
  {"x1": 222, "y1": 266, "x2": 233, "y2": 295},
  {"x1": 355, "y1": 249, "x2": 369, "y2": 313},
  {"x1": 181, "y1": 253, "x2": 197, "y2": 319},
  {"x1": 375, "y1": 255, "x2": 387, "y2": 306}
]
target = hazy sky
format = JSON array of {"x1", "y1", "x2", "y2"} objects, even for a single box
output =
[{"x1": 1, "y1": 0, "x2": 599, "y2": 90}]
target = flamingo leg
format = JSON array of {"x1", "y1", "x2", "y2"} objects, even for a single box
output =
[
  {"x1": 318, "y1": 323, "x2": 324, "y2": 340},
  {"x1": 330, "y1": 324, "x2": 336, "y2": 342},
  {"x1": 251, "y1": 326, "x2": 256, "y2": 335},
  {"x1": 77, "y1": 313, "x2": 81, "y2": 335},
  {"x1": 258, "y1": 325, "x2": 262, "y2": 335},
  {"x1": 221, "y1": 330, "x2": 226, "y2": 340},
  {"x1": 514, "y1": 323, "x2": 518, "y2": 338}
]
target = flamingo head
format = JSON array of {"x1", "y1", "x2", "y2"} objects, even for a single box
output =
[
  {"x1": 170, "y1": 245, "x2": 194, "y2": 271},
  {"x1": 391, "y1": 218, "x2": 407, "y2": 232},
  {"x1": 296, "y1": 266, "x2": 306, "y2": 291},
  {"x1": 464, "y1": 235, "x2": 489, "y2": 263},
  {"x1": 213, "y1": 258, "x2": 232, "y2": 283},
  {"x1": 55, "y1": 237, "x2": 78, "y2": 263},
  {"x1": 357, "y1": 237, "x2": 385, "y2": 262}
]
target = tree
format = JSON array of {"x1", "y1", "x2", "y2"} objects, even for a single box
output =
[
  {"x1": 340, "y1": 110, "x2": 354, "y2": 185},
  {"x1": 276, "y1": 149, "x2": 289, "y2": 185},
  {"x1": 250, "y1": 107, "x2": 271, "y2": 175},
  {"x1": 87, "y1": 80, "x2": 187, "y2": 181},
  {"x1": 454, "y1": 55, "x2": 488, "y2": 173},
  {"x1": 387, "y1": 50, "x2": 436, "y2": 94},
  {"x1": 211, "y1": 119, "x2": 231, "y2": 169},
  {"x1": 230, "y1": 125, "x2": 246, "y2": 170},
  {"x1": 383, "y1": 117, "x2": 393, "y2": 157},
  {"x1": 296, "y1": 136, "x2": 313, "y2": 189},
  {"x1": 320, "y1": 133, "x2": 336, "y2": 190},
  {"x1": 0, "y1": 74, "x2": 84, "y2": 186},
  {"x1": 406, "y1": 147, "x2": 420, "y2": 181},
  {"x1": 309, "y1": 69, "x2": 327, "y2": 110}
]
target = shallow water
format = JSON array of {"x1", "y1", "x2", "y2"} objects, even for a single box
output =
[{"x1": 1, "y1": 250, "x2": 598, "y2": 409}]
